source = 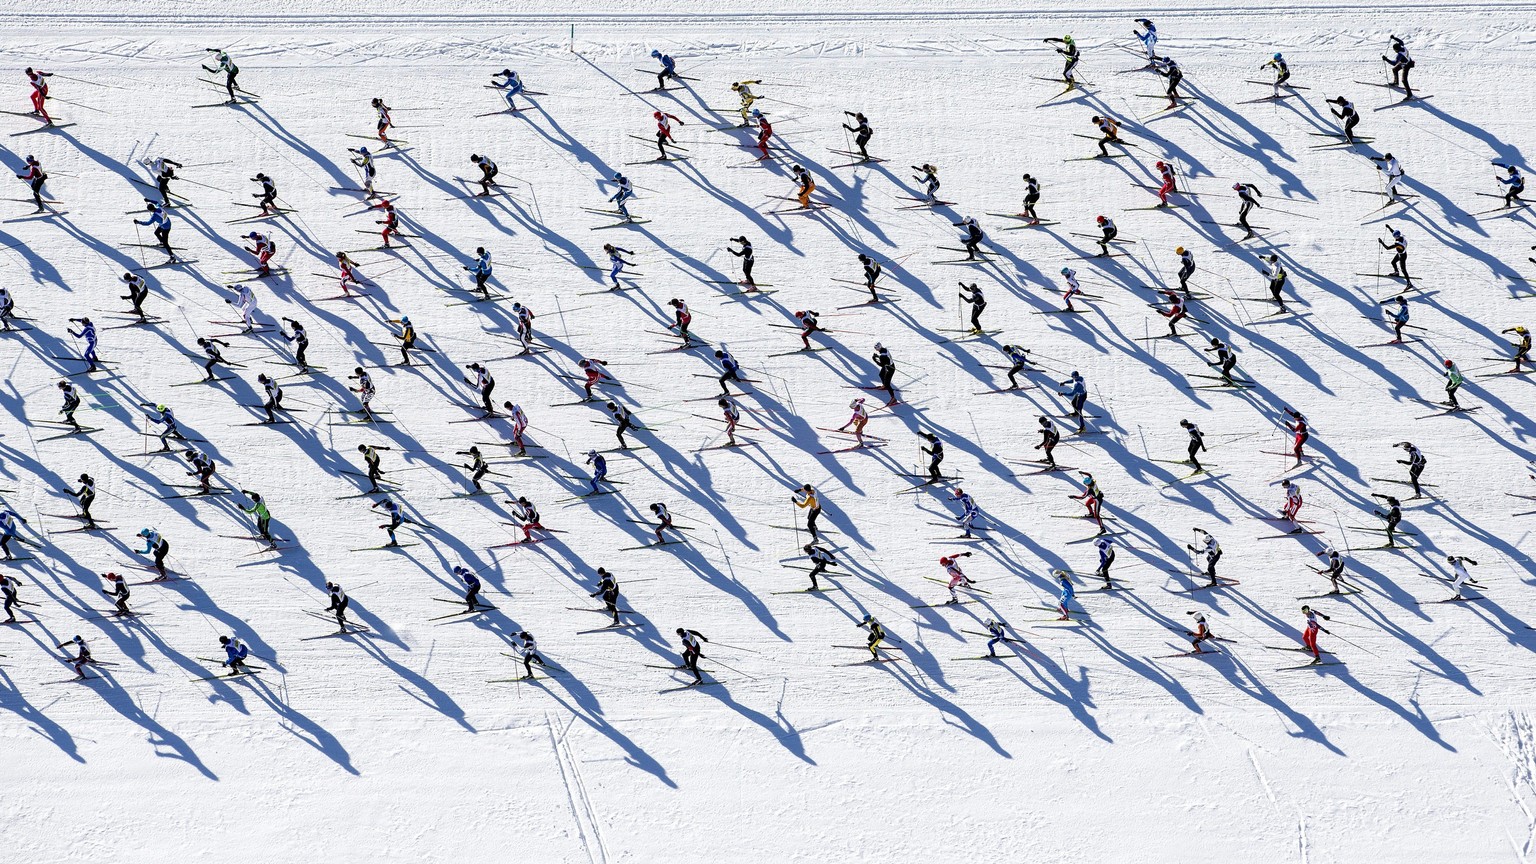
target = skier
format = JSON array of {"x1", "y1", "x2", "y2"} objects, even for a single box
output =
[
  {"x1": 1371, "y1": 153, "x2": 1406, "y2": 200},
  {"x1": 857, "y1": 614, "x2": 887, "y2": 660},
  {"x1": 57, "y1": 380, "x2": 83, "y2": 431},
  {"x1": 219, "y1": 635, "x2": 251, "y2": 675},
  {"x1": 15, "y1": 154, "x2": 49, "y2": 211},
  {"x1": 730, "y1": 80, "x2": 761, "y2": 126},
  {"x1": 0, "y1": 286, "x2": 17, "y2": 331},
  {"x1": 652, "y1": 110, "x2": 684, "y2": 160},
  {"x1": 1158, "y1": 289, "x2": 1188, "y2": 337},
  {"x1": 590, "y1": 568, "x2": 623, "y2": 625},
  {"x1": 842, "y1": 111, "x2": 874, "y2": 160},
  {"x1": 325, "y1": 582, "x2": 350, "y2": 632},
  {"x1": 1090, "y1": 115, "x2": 1121, "y2": 157},
  {"x1": 1315, "y1": 547, "x2": 1348, "y2": 595},
  {"x1": 792, "y1": 483, "x2": 822, "y2": 541},
  {"x1": 608, "y1": 172, "x2": 635, "y2": 222},
  {"x1": 1186, "y1": 612, "x2": 1214, "y2": 653},
  {"x1": 1054, "y1": 570, "x2": 1077, "y2": 620},
  {"x1": 792, "y1": 309, "x2": 824, "y2": 350},
  {"x1": 1442, "y1": 358, "x2": 1464, "y2": 409},
  {"x1": 1326, "y1": 96, "x2": 1361, "y2": 144},
  {"x1": 953, "y1": 216, "x2": 985, "y2": 260},
  {"x1": 958, "y1": 282, "x2": 986, "y2": 333},
  {"x1": 256, "y1": 373, "x2": 283, "y2": 424},
  {"x1": 917, "y1": 432, "x2": 945, "y2": 483},
  {"x1": 135, "y1": 200, "x2": 175, "y2": 256},
  {"x1": 605, "y1": 244, "x2": 636, "y2": 290},
  {"x1": 456, "y1": 446, "x2": 489, "y2": 493},
  {"x1": 1494, "y1": 163, "x2": 1525, "y2": 208},
  {"x1": 195, "y1": 337, "x2": 231, "y2": 381},
  {"x1": 1503, "y1": 326, "x2": 1531, "y2": 373},
  {"x1": 1370, "y1": 493, "x2": 1404, "y2": 547},
  {"x1": 1134, "y1": 18, "x2": 1159, "y2": 60},
  {"x1": 240, "y1": 489, "x2": 274, "y2": 544},
  {"x1": 515, "y1": 631, "x2": 548, "y2": 679},
  {"x1": 462, "y1": 362, "x2": 496, "y2": 415},
  {"x1": 872, "y1": 342, "x2": 898, "y2": 402},
  {"x1": 1395, "y1": 441, "x2": 1428, "y2": 498},
  {"x1": 605, "y1": 401, "x2": 635, "y2": 449},
  {"x1": 1020, "y1": 173, "x2": 1042, "y2": 223},
  {"x1": 677, "y1": 627, "x2": 708, "y2": 683},
  {"x1": 911, "y1": 163, "x2": 941, "y2": 202},
  {"x1": 510, "y1": 302, "x2": 536, "y2": 354},
  {"x1": 1446, "y1": 555, "x2": 1480, "y2": 600},
  {"x1": 371, "y1": 197, "x2": 399, "y2": 248},
  {"x1": 281, "y1": 317, "x2": 310, "y2": 369},
  {"x1": 1046, "y1": 35, "x2": 1081, "y2": 88},
  {"x1": 242, "y1": 231, "x2": 276, "y2": 278},
  {"x1": 201, "y1": 49, "x2": 241, "y2": 103},
  {"x1": 1035, "y1": 416, "x2": 1060, "y2": 468},
  {"x1": 790, "y1": 164, "x2": 816, "y2": 209},
  {"x1": 584, "y1": 450, "x2": 608, "y2": 496},
  {"x1": 1261, "y1": 52, "x2": 1291, "y2": 98},
  {"x1": 25, "y1": 67, "x2": 52, "y2": 124},
  {"x1": 1379, "y1": 225, "x2": 1410, "y2": 279},
  {"x1": 135, "y1": 526, "x2": 172, "y2": 581},
  {"x1": 463, "y1": 247, "x2": 493, "y2": 297},
  {"x1": 1070, "y1": 471, "x2": 1106, "y2": 534},
  {"x1": 1060, "y1": 265, "x2": 1083, "y2": 311},
  {"x1": 502, "y1": 401, "x2": 531, "y2": 456},
  {"x1": 1187, "y1": 528, "x2": 1221, "y2": 585},
  {"x1": 999, "y1": 343, "x2": 1031, "y2": 389},
  {"x1": 718, "y1": 396, "x2": 742, "y2": 446},
  {"x1": 371, "y1": 497, "x2": 408, "y2": 547},
  {"x1": 1234, "y1": 182, "x2": 1263, "y2": 235},
  {"x1": 348, "y1": 367, "x2": 379, "y2": 422},
  {"x1": 786, "y1": 544, "x2": 834, "y2": 593},
  {"x1": 1152, "y1": 56, "x2": 1183, "y2": 109},
  {"x1": 0, "y1": 507, "x2": 29, "y2": 561},
  {"x1": 1383, "y1": 35, "x2": 1415, "y2": 98},
  {"x1": 940, "y1": 552, "x2": 976, "y2": 604},
  {"x1": 1, "y1": 572, "x2": 21, "y2": 623},
  {"x1": 857, "y1": 253, "x2": 883, "y2": 302},
  {"x1": 727, "y1": 236, "x2": 756, "y2": 287},
  {"x1": 349, "y1": 146, "x2": 379, "y2": 198},
  {"x1": 229, "y1": 284, "x2": 263, "y2": 332},
  {"x1": 67, "y1": 316, "x2": 100, "y2": 373},
  {"x1": 141, "y1": 403, "x2": 184, "y2": 451},
  {"x1": 650, "y1": 49, "x2": 679, "y2": 91},
  {"x1": 951, "y1": 487, "x2": 982, "y2": 538},
  {"x1": 454, "y1": 565, "x2": 483, "y2": 612},
  {"x1": 1093, "y1": 535, "x2": 1116, "y2": 589},
  {"x1": 1300, "y1": 605, "x2": 1331, "y2": 664},
  {"x1": 491, "y1": 69, "x2": 525, "y2": 112},
  {"x1": 469, "y1": 153, "x2": 499, "y2": 197},
  {"x1": 1094, "y1": 215, "x2": 1117, "y2": 257},
  {"x1": 1154, "y1": 161, "x2": 1177, "y2": 207},
  {"x1": 1059, "y1": 370, "x2": 1088, "y2": 433},
  {"x1": 752, "y1": 109, "x2": 774, "y2": 160},
  {"x1": 577, "y1": 357, "x2": 611, "y2": 401},
  {"x1": 66, "y1": 472, "x2": 96, "y2": 525},
  {"x1": 508, "y1": 496, "x2": 545, "y2": 543},
  {"x1": 251, "y1": 172, "x2": 279, "y2": 214},
  {"x1": 715, "y1": 346, "x2": 744, "y2": 395},
  {"x1": 57, "y1": 635, "x2": 92, "y2": 680},
  {"x1": 357, "y1": 443, "x2": 390, "y2": 493},
  {"x1": 183, "y1": 448, "x2": 216, "y2": 494},
  {"x1": 1262, "y1": 253, "x2": 1288, "y2": 314},
  {"x1": 119, "y1": 272, "x2": 152, "y2": 321},
  {"x1": 1179, "y1": 419, "x2": 1206, "y2": 472}
]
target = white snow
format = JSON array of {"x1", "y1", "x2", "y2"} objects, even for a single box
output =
[{"x1": 1, "y1": 5, "x2": 1534, "y2": 861}]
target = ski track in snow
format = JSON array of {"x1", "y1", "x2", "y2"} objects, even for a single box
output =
[{"x1": 0, "y1": 3, "x2": 1533, "y2": 860}]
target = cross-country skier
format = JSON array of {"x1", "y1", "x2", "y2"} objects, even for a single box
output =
[
  {"x1": 1494, "y1": 163, "x2": 1525, "y2": 208},
  {"x1": 371, "y1": 197, "x2": 398, "y2": 247},
  {"x1": 1442, "y1": 358, "x2": 1464, "y2": 409},
  {"x1": 792, "y1": 309, "x2": 824, "y2": 350},
  {"x1": 219, "y1": 635, "x2": 251, "y2": 675},
  {"x1": 647, "y1": 502, "x2": 676, "y2": 545},
  {"x1": 371, "y1": 497, "x2": 408, "y2": 546},
  {"x1": 1060, "y1": 265, "x2": 1084, "y2": 311},
  {"x1": 1502, "y1": 326, "x2": 1531, "y2": 373},
  {"x1": 1446, "y1": 555, "x2": 1480, "y2": 600},
  {"x1": 856, "y1": 253, "x2": 882, "y2": 302},
  {"x1": 1152, "y1": 56, "x2": 1183, "y2": 108},
  {"x1": 790, "y1": 164, "x2": 816, "y2": 209},
  {"x1": 1261, "y1": 253, "x2": 1288, "y2": 313},
  {"x1": 357, "y1": 443, "x2": 390, "y2": 493},
  {"x1": 467, "y1": 153, "x2": 499, "y2": 198},
  {"x1": 1134, "y1": 18, "x2": 1158, "y2": 60},
  {"x1": 240, "y1": 489, "x2": 274, "y2": 544},
  {"x1": 730, "y1": 80, "x2": 761, "y2": 126},
  {"x1": 242, "y1": 231, "x2": 276, "y2": 278},
  {"x1": 577, "y1": 357, "x2": 611, "y2": 401},
  {"x1": 1054, "y1": 570, "x2": 1077, "y2": 620},
  {"x1": 202, "y1": 49, "x2": 241, "y2": 103},
  {"x1": 1379, "y1": 225, "x2": 1410, "y2": 279},
  {"x1": 911, "y1": 163, "x2": 941, "y2": 202},
  {"x1": 958, "y1": 282, "x2": 986, "y2": 333},
  {"x1": 650, "y1": 49, "x2": 679, "y2": 91},
  {"x1": 608, "y1": 171, "x2": 635, "y2": 221},
  {"x1": 195, "y1": 336, "x2": 231, "y2": 381},
  {"x1": 1234, "y1": 182, "x2": 1263, "y2": 235},
  {"x1": 793, "y1": 483, "x2": 822, "y2": 540},
  {"x1": 1327, "y1": 96, "x2": 1361, "y2": 144},
  {"x1": 463, "y1": 247, "x2": 492, "y2": 297},
  {"x1": 141, "y1": 402, "x2": 184, "y2": 451},
  {"x1": 1093, "y1": 535, "x2": 1116, "y2": 589},
  {"x1": 950, "y1": 487, "x2": 982, "y2": 538},
  {"x1": 462, "y1": 362, "x2": 496, "y2": 414},
  {"x1": 281, "y1": 318, "x2": 310, "y2": 369},
  {"x1": 1379, "y1": 294, "x2": 1410, "y2": 343},
  {"x1": 1394, "y1": 441, "x2": 1428, "y2": 498},
  {"x1": 491, "y1": 69, "x2": 525, "y2": 112},
  {"x1": 1094, "y1": 215, "x2": 1117, "y2": 256},
  {"x1": 226, "y1": 284, "x2": 261, "y2": 331},
  {"x1": 252, "y1": 172, "x2": 279, "y2": 214},
  {"x1": 872, "y1": 342, "x2": 898, "y2": 402},
  {"x1": 119, "y1": 272, "x2": 152, "y2": 321},
  {"x1": 1187, "y1": 528, "x2": 1221, "y2": 585},
  {"x1": 1179, "y1": 419, "x2": 1206, "y2": 471},
  {"x1": 603, "y1": 243, "x2": 636, "y2": 290},
  {"x1": 183, "y1": 448, "x2": 216, "y2": 494},
  {"x1": 501, "y1": 401, "x2": 531, "y2": 456},
  {"x1": 456, "y1": 446, "x2": 489, "y2": 493},
  {"x1": 455, "y1": 565, "x2": 483, "y2": 612},
  {"x1": 57, "y1": 380, "x2": 83, "y2": 431},
  {"x1": 1059, "y1": 370, "x2": 1088, "y2": 433},
  {"x1": 940, "y1": 552, "x2": 975, "y2": 604},
  {"x1": 515, "y1": 631, "x2": 547, "y2": 679},
  {"x1": 999, "y1": 344, "x2": 1031, "y2": 389},
  {"x1": 348, "y1": 367, "x2": 379, "y2": 421},
  {"x1": 57, "y1": 634, "x2": 92, "y2": 679},
  {"x1": 25, "y1": 67, "x2": 52, "y2": 124},
  {"x1": 135, "y1": 526, "x2": 172, "y2": 581},
  {"x1": 1261, "y1": 53, "x2": 1290, "y2": 98},
  {"x1": 1020, "y1": 173, "x2": 1042, "y2": 223},
  {"x1": 652, "y1": 110, "x2": 684, "y2": 159},
  {"x1": 1370, "y1": 493, "x2": 1403, "y2": 547},
  {"x1": 66, "y1": 472, "x2": 96, "y2": 526},
  {"x1": 715, "y1": 346, "x2": 744, "y2": 395},
  {"x1": 1045, "y1": 35, "x2": 1080, "y2": 88},
  {"x1": 857, "y1": 614, "x2": 886, "y2": 660},
  {"x1": 349, "y1": 146, "x2": 379, "y2": 198},
  {"x1": 584, "y1": 450, "x2": 608, "y2": 496},
  {"x1": 1035, "y1": 416, "x2": 1060, "y2": 467},
  {"x1": 1315, "y1": 547, "x2": 1348, "y2": 595},
  {"x1": 954, "y1": 216, "x2": 985, "y2": 260},
  {"x1": 752, "y1": 109, "x2": 774, "y2": 160},
  {"x1": 1371, "y1": 153, "x2": 1406, "y2": 200},
  {"x1": 605, "y1": 401, "x2": 634, "y2": 449},
  {"x1": 728, "y1": 235, "x2": 756, "y2": 287},
  {"x1": 842, "y1": 111, "x2": 874, "y2": 159},
  {"x1": 1383, "y1": 35, "x2": 1415, "y2": 99},
  {"x1": 676, "y1": 627, "x2": 708, "y2": 683},
  {"x1": 921, "y1": 432, "x2": 945, "y2": 483},
  {"x1": 718, "y1": 396, "x2": 741, "y2": 446},
  {"x1": 1300, "y1": 605, "x2": 1331, "y2": 664},
  {"x1": 15, "y1": 154, "x2": 49, "y2": 211},
  {"x1": 67, "y1": 316, "x2": 100, "y2": 373},
  {"x1": 325, "y1": 582, "x2": 350, "y2": 632},
  {"x1": 136, "y1": 199, "x2": 175, "y2": 256},
  {"x1": 0, "y1": 572, "x2": 20, "y2": 623},
  {"x1": 256, "y1": 373, "x2": 283, "y2": 424},
  {"x1": 1090, "y1": 115, "x2": 1121, "y2": 157},
  {"x1": 1158, "y1": 288, "x2": 1188, "y2": 337},
  {"x1": 1186, "y1": 612, "x2": 1213, "y2": 653},
  {"x1": 795, "y1": 543, "x2": 835, "y2": 592},
  {"x1": 0, "y1": 507, "x2": 28, "y2": 561},
  {"x1": 1153, "y1": 161, "x2": 1177, "y2": 207},
  {"x1": 590, "y1": 567, "x2": 623, "y2": 625},
  {"x1": 1071, "y1": 471, "x2": 1106, "y2": 534},
  {"x1": 1280, "y1": 478, "x2": 1304, "y2": 526}
]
